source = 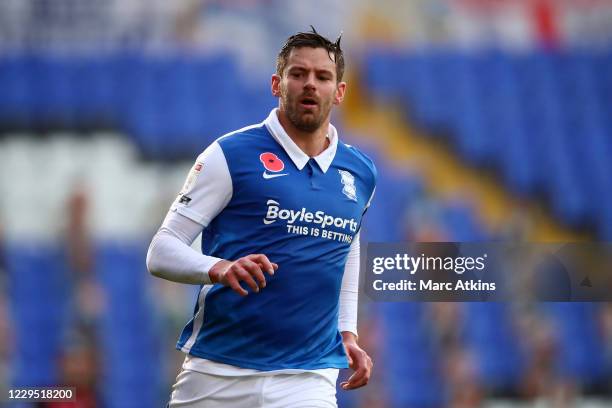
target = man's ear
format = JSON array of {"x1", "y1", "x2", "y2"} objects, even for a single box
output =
[
  {"x1": 271, "y1": 74, "x2": 281, "y2": 97},
  {"x1": 334, "y1": 81, "x2": 347, "y2": 105}
]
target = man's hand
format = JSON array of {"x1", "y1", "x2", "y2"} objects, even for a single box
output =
[
  {"x1": 340, "y1": 331, "x2": 373, "y2": 390},
  {"x1": 209, "y1": 254, "x2": 278, "y2": 296}
]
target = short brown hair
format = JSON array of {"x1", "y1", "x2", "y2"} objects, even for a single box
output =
[{"x1": 276, "y1": 26, "x2": 344, "y2": 82}]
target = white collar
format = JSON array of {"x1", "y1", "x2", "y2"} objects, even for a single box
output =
[{"x1": 263, "y1": 108, "x2": 338, "y2": 173}]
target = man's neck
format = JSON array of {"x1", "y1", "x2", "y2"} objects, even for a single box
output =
[{"x1": 277, "y1": 109, "x2": 330, "y2": 157}]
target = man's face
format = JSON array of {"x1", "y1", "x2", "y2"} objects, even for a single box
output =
[{"x1": 272, "y1": 47, "x2": 346, "y2": 132}]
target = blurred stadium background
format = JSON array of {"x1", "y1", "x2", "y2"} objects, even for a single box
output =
[{"x1": 0, "y1": 0, "x2": 611, "y2": 407}]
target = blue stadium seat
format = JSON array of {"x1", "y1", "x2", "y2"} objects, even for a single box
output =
[
  {"x1": 364, "y1": 168, "x2": 423, "y2": 241},
  {"x1": 452, "y1": 54, "x2": 492, "y2": 164},
  {"x1": 122, "y1": 55, "x2": 168, "y2": 158},
  {"x1": 409, "y1": 51, "x2": 450, "y2": 131},
  {"x1": 461, "y1": 303, "x2": 525, "y2": 390},
  {"x1": 161, "y1": 56, "x2": 208, "y2": 153},
  {"x1": 29, "y1": 54, "x2": 79, "y2": 127},
  {"x1": 238, "y1": 83, "x2": 277, "y2": 126},
  {"x1": 0, "y1": 54, "x2": 34, "y2": 126},
  {"x1": 72, "y1": 55, "x2": 120, "y2": 126},
  {"x1": 441, "y1": 202, "x2": 486, "y2": 241},
  {"x1": 362, "y1": 47, "x2": 404, "y2": 101},
  {"x1": 378, "y1": 303, "x2": 447, "y2": 407},
  {"x1": 362, "y1": 47, "x2": 611, "y2": 236},
  {"x1": 194, "y1": 55, "x2": 241, "y2": 138},
  {"x1": 94, "y1": 240, "x2": 162, "y2": 407},
  {"x1": 492, "y1": 53, "x2": 539, "y2": 194},
  {"x1": 5, "y1": 243, "x2": 70, "y2": 387},
  {"x1": 543, "y1": 303, "x2": 607, "y2": 384}
]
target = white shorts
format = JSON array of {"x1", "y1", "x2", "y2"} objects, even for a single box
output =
[{"x1": 168, "y1": 368, "x2": 339, "y2": 408}]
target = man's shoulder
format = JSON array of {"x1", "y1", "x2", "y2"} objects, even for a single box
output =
[
  {"x1": 336, "y1": 141, "x2": 378, "y2": 184},
  {"x1": 215, "y1": 122, "x2": 269, "y2": 148},
  {"x1": 193, "y1": 122, "x2": 270, "y2": 164}
]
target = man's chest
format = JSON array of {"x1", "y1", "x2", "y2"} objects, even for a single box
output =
[{"x1": 224, "y1": 146, "x2": 368, "y2": 241}]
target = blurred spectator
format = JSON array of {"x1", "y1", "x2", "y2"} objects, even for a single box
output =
[
  {"x1": 65, "y1": 181, "x2": 105, "y2": 324},
  {"x1": 520, "y1": 308, "x2": 557, "y2": 400},
  {"x1": 403, "y1": 197, "x2": 450, "y2": 242},
  {"x1": 35, "y1": 324, "x2": 100, "y2": 408},
  {"x1": 431, "y1": 303, "x2": 485, "y2": 408}
]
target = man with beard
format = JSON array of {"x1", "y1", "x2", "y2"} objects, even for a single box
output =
[{"x1": 147, "y1": 27, "x2": 376, "y2": 408}]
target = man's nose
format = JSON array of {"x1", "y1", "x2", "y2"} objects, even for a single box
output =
[{"x1": 304, "y1": 73, "x2": 316, "y2": 90}]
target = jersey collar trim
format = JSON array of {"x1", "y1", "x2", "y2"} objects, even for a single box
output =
[{"x1": 263, "y1": 108, "x2": 338, "y2": 173}]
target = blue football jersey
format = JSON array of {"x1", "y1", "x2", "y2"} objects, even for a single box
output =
[{"x1": 175, "y1": 110, "x2": 376, "y2": 371}]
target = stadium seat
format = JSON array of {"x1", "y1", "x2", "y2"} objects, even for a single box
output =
[
  {"x1": 361, "y1": 47, "x2": 611, "y2": 237},
  {"x1": 5, "y1": 243, "x2": 69, "y2": 387},
  {"x1": 452, "y1": 54, "x2": 492, "y2": 164},
  {"x1": 378, "y1": 303, "x2": 447, "y2": 407},
  {"x1": 72, "y1": 55, "x2": 119, "y2": 127},
  {"x1": 0, "y1": 54, "x2": 34, "y2": 127},
  {"x1": 461, "y1": 303, "x2": 525, "y2": 391},
  {"x1": 94, "y1": 240, "x2": 162, "y2": 408},
  {"x1": 543, "y1": 303, "x2": 607, "y2": 384}
]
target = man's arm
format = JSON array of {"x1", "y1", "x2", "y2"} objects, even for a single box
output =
[
  {"x1": 146, "y1": 212, "x2": 277, "y2": 292},
  {"x1": 146, "y1": 211, "x2": 222, "y2": 284},
  {"x1": 147, "y1": 141, "x2": 231, "y2": 284},
  {"x1": 338, "y1": 233, "x2": 360, "y2": 335},
  {"x1": 146, "y1": 141, "x2": 277, "y2": 294},
  {"x1": 338, "y1": 233, "x2": 373, "y2": 390}
]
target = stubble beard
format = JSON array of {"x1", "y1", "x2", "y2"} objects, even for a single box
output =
[{"x1": 281, "y1": 89, "x2": 332, "y2": 133}]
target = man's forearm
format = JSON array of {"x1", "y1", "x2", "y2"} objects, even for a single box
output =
[
  {"x1": 146, "y1": 226, "x2": 222, "y2": 284},
  {"x1": 338, "y1": 233, "x2": 360, "y2": 335}
]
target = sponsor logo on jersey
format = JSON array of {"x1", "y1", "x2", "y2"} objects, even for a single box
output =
[
  {"x1": 181, "y1": 161, "x2": 204, "y2": 194},
  {"x1": 338, "y1": 170, "x2": 357, "y2": 201},
  {"x1": 263, "y1": 199, "x2": 358, "y2": 232},
  {"x1": 260, "y1": 152, "x2": 288, "y2": 179},
  {"x1": 262, "y1": 172, "x2": 288, "y2": 179}
]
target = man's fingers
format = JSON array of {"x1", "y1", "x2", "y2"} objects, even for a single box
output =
[
  {"x1": 226, "y1": 275, "x2": 248, "y2": 296},
  {"x1": 341, "y1": 349, "x2": 372, "y2": 390},
  {"x1": 241, "y1": 259, "x2": 267, "y2": 289},
  {"x1": 220, "y1": 255, "x2": 278, "y2": 296},
  {"x1": 234, "y1": 265, "x2": 260, "y2": 293},
  {"x1": 341, "y1": 367, "x2": 370, "y2": 390},
  {"x1": 249, "y1": 254, "x2": 276, "y2": 275}
]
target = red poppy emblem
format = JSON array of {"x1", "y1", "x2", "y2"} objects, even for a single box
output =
[{"x1": 259, "y1": 152, "x2": 284, "y2": 172}]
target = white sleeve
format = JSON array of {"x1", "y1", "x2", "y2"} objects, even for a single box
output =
[
  {"x1": 170, "y1": 141, "x2": 232, "y2": 226},
  {"x1": 146, "y1": 141, "x2": 232, "y2": 284},
  {"x1": 338, "y1": 232, "x2": 360, "y2": 336},
  {"x1": 147, "y1": 212, "x2": 224, "y2": 284}
]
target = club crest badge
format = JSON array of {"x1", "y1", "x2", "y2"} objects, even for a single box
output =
[{"x1": 338, "y1": 170, "x2": 357, "y2": 201}]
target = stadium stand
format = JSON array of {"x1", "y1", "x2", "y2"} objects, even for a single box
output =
[
  {"x1": 1, "y1": 2, "x2": 612, "y2": 406},
  {"x1": 362, "y1": 48, "x2": 612, "y2": 239}
]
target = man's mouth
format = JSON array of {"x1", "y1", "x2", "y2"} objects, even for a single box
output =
[{"x1": 299, "y1": 97, "x2": 318, "y2": 109}]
